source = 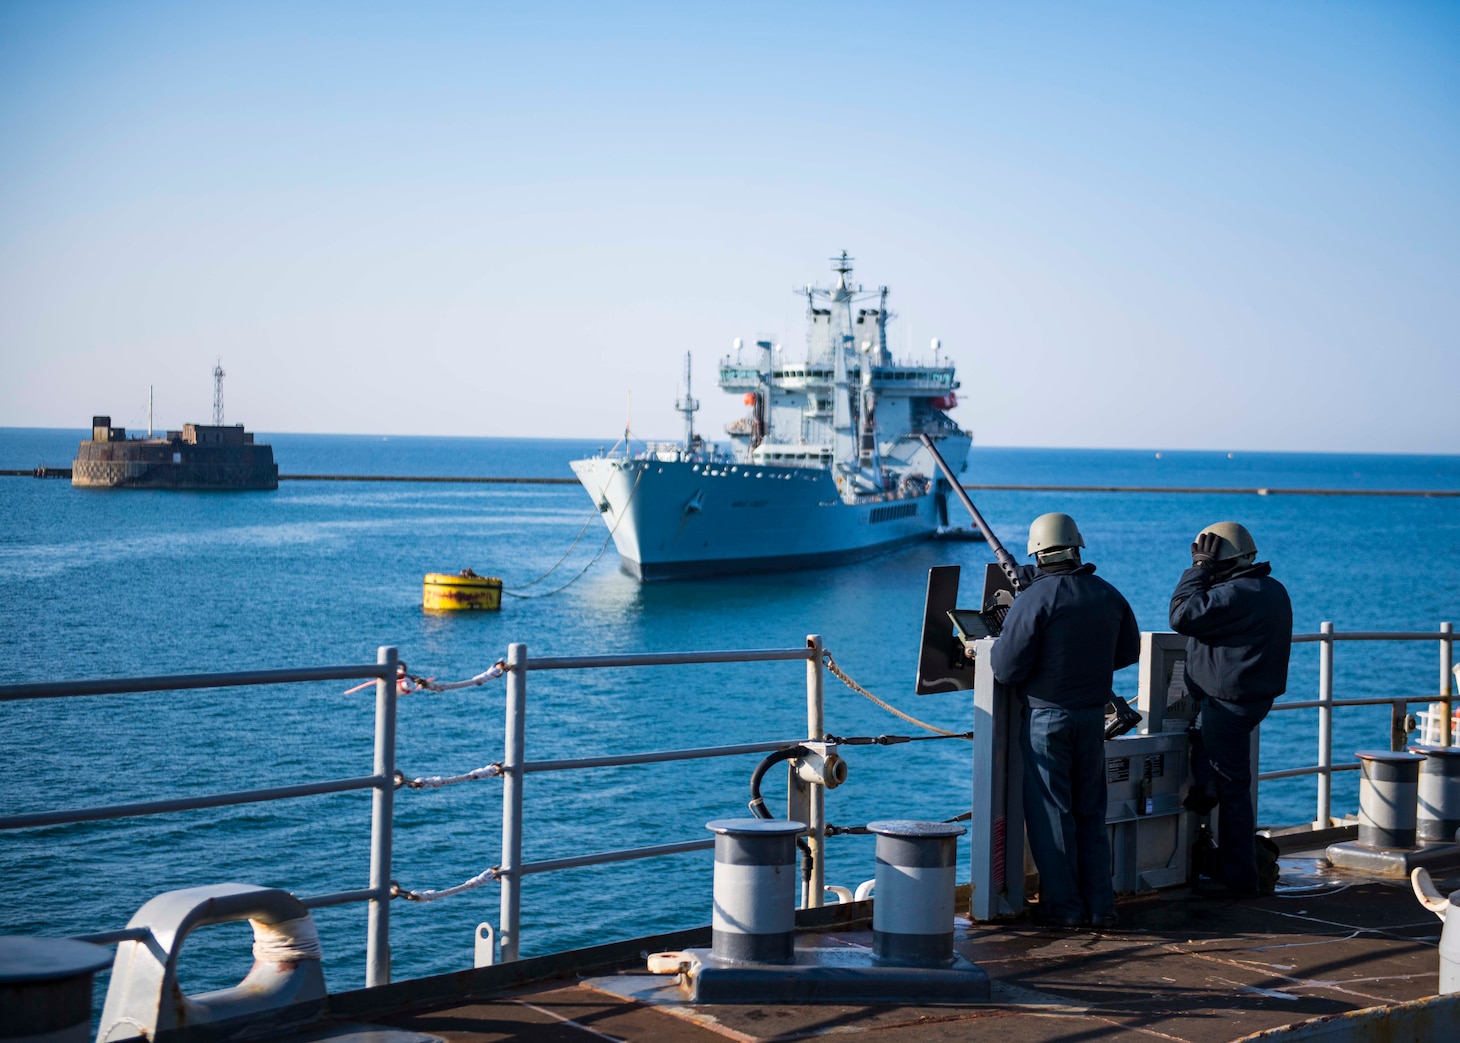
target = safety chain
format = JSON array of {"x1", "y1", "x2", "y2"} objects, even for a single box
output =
[
  {"x1": 344, "y1": 659, "x2": 507, "y2": 697},
  {"x1": 403, "y1": 659, "x2": 508, "y2": 694},
  {"x1": 391, "y1": 865, "x2": 502, "y2": 903},
  {"x1": 394, "y1": 762, "x2": 504, "y2": 790},
  {"x1": 824, "y1": 731, "x2": 974, "y2": 746},
  {"x1": 821, "y1": 651, "x2": 968, "y2": 738}
]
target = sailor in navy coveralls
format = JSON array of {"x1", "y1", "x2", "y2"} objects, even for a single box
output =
[
  {"x1": 1170, "y1": 522, "x2": 1292, "y2": 897},
  {"x1": 991, "y1": 513, "x2": 1140, "y2": 929}
]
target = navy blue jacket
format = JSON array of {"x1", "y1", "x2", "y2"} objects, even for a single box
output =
[
  {"x1": 1169, "y1": 562, "x2": 1292, "y2": 704},
  {"x1": 990, "y1": 563, "x2": 1141, "y2": 710}
]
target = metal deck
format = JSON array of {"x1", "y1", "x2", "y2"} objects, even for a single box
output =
[{"x1": 330, "y1": 856, "x2": 1452, "y2": 1043}]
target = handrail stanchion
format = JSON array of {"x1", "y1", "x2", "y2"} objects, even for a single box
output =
[
  {"x1": 1441, "y1": 622, "x2": 1453, "y2": 747},
  {"x1": 366, "y1": 645, "x2": 397, "y2": 987},
  {"x1": 500, "y1": 643, "x2": 527, "y2": 962},
  {"x1": 806, "y1": 634, "x2": 825, "y2": 908},
  {"x1": 1316, "y1": 622, "x2": 1334, "y2": 829}
]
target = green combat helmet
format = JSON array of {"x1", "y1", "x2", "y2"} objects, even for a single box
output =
[
  {"x1": 1196, "y1": 521, "x2": 1258, "y2": 569},
  {"x1": 1027, "y1": 512, "x2": 1084, "y2": 564}
]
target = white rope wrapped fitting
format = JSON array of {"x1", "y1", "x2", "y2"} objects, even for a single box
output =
[
  {"x1": 250, "y1": 915, "x2": 322, "y2": 962},
  {"x1": 344, "y1": 659, "x2": 508, "y2": 698},
  {"x1": 396, "y1": 762, "x2": 503, "y2": 790},
  {"x1": 405, "y1": 660, "x2": 507, "y2": 694},
  {"x1": 393, "y1": 866, "x2": 502, "y2": 902}
]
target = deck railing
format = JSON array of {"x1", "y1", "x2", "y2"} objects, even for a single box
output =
[
  {"x1": 1262, "y1": 622, "x2": 1454, "y2": 828},
  {"x1": 0, "y1": 639, "x2": 825, "y2": 985},
  {"x1": 0, "y1": 650, "x2": 403, "y2": 986},
  {"x1": 499, "y1": 639, "x2": 825, "y2": 961},
  {"x1": 1, "y1": 624, "x2": 1454, "y2": 986}
]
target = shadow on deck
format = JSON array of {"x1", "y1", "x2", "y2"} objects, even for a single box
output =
[{"x1": 324, "y1": 857, "x2": 1453, "y2": 1043}]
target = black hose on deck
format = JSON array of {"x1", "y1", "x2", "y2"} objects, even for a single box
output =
[{"x1": 747, "y1": 745, "x2": 815, "y2": 886}]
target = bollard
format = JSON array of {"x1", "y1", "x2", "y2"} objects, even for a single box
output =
[
  {"x1": 706, "y1": 819, "x2": 805, "y2": 965},
  {"x1": 1356, "y1": 750, "x2": 1425, "y2": 849},
  {"x1": 867, "y1": 820, "x2": 967, "y2": 967},
  {"x1": 648, "y1": 819, "x2": 990, "y2": 1003},
  {"x1": 1411, "y1": 746, "x2": 1460, "y2": 843},
  {"x1": 0, "y1": 937, "x2": 112, "y2": 1043}
]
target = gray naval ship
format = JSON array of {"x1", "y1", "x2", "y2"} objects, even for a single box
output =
[{"x1": 571, "y1": 254, "x2": 972, "y2": 580}]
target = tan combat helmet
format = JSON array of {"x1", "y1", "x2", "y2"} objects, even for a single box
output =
[
  {"x1": 1027, "y1": 512, "x2": 1085, "y2": 560},
  {"x1": 1197, "y1": 521, "x2": 1258, "y2": 568}
]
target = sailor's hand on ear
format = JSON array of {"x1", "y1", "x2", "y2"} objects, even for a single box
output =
[{"x1": 1191, "y1": 532, "x2": 1223, "y2": 570}]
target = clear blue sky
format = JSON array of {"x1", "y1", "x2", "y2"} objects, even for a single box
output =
[{"x1": 2, "y1": 1, "x2": 1456, "y2": 452}]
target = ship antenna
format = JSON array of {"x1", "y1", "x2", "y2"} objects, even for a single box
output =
[
  {"x1": 676, "y1": 351, "x2": 700, "y2": 447},
  {"x1": 831, "y1": 250, "x2": 854, "y2": 276},
  {"x1": 212, "y1": 360, "x2": 225, "y2": 425}
]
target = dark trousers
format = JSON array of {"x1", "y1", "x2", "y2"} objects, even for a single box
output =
[
  {"x1": 1198, "y1": 696, "x2": 1273, "y2": 891},
  {"x1": 1020, "y1": 705, "x2": 1115, "y2": 921}
]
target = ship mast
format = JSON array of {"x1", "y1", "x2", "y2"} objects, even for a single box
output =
[
  {"x1": 858, "y1": 286, "x2": 886, "y2": 484},
  {"x1": 877, "y1": 286, "x2": 889, "y2": 363},
  {"x1": 830, "y1": 252, "x2": 857, "y2": 471},
  {"x1": 675, "y1": 351, "x2": 700, "y2": 448},
  {"x1": 820, "y1": 252, "x2": 887, "y2": 491},
  {"x1": 212, "y1": 360, "x2": 226, "y2": 426}
]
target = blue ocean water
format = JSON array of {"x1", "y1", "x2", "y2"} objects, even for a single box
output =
[{"x1": 2, "y1": 428, "x2": 1458, "y2": 1002}]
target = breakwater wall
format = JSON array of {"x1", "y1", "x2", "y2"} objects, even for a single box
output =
[{"x1": 6, "y1": 470, "x2": 1457, "y2": 497}]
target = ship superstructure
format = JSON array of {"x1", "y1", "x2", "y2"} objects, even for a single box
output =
[{"x1": 571, "y1": 254, "x2": 970, "y2": 580}]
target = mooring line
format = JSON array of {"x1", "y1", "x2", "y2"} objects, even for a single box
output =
[{"x1": 822, "y1": 651, "x2": 967, "y2": 737}]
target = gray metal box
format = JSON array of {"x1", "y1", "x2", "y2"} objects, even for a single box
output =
[
  {"x1": 1104, "y1": 731, "x2": 1193, "y2": 891},
  {"x1": 969, "y1": 634, "x2": 1206, "y2": 918}
]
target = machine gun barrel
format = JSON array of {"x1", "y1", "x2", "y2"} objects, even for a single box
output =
[
  {"x1": 917, "y1": 436, "x2": 1139, "y2": 737},
  {"x1": 918, "y1": 434, "x2": 1022, "y2": 593}
]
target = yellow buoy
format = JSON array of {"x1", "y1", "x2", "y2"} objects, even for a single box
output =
[{"x1": 423, "y1": 569, "x2": 503, "y2": 612}]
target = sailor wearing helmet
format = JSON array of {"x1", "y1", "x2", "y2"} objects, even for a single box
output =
[
  {"x1": 1170, "y1": 522, "x2": 1293, "y2": 898},
  {"x1": 991, "y1": 512, "x2": 1140, "y2": 929}
]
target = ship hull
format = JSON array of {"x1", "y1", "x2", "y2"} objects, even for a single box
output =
[
  {"x1": 571, "y1": 436, "x2": 968, "y2": 581},
  {"x1": 625, "y1": 532, "x2": 935, "y2": 581}
]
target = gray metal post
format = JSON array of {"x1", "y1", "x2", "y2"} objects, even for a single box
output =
[
  {"x1": 1316, "y1": 622, "x2": 1334, "y2": 829},
  {"x1": 499, "y1": 643, "x2": 527, "y2": 962},
  {"x1": 706, "y1": 819, "x2": 805, "y2": 964},
  {"x1": 867, "y1": 821, "x2": 965, "y2": 966},
  {"x1": 366, "y1": 645, "x2": 397, "y2": 987},
  {"x1": 1441, "y1": 622, "x2": 1453, "y2": 748},
  {"x1": 1356, "y1": 750, "x2": 1424, "y2": 849},
  {"x1": 806, "y1": 634, "x2": 825, "y2": 908},
  {"x1": 1411, "y1": 746, "x2": 1460, "y2": 842},
  {"x1": 0, "y1": 937, "x2": 112, "y2": 1043},
  {"x1": 970, "y1": 639, "x2": 1022, "y2": 920}
]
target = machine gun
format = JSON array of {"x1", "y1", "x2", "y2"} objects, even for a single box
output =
[{"x1": 914, "y1": 434, "x2": 1142, "y2": 739}]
